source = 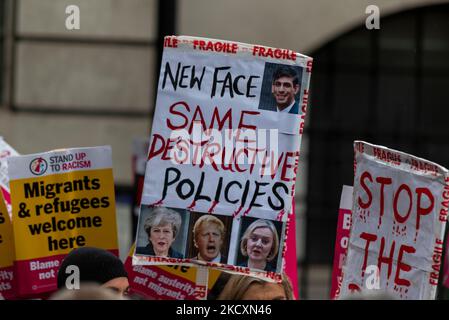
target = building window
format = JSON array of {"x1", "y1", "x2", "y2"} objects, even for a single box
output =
[{"x1": 306, "y1": 4, "x2": 449, "y2": 267}]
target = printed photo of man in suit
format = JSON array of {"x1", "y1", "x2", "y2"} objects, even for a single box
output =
[
  {"x1": 192, "y1": 214, "x2": 227, "y2": 263},
  {"x1": 271, "y1": 65, "x2": 300, "y2": 114}
]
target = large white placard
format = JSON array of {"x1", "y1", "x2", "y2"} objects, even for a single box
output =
[
  {"x1": 341, "y1": 141, "x2": 449, "y2": 299},
  {"x1": 135, "y1": 36, "x2": 313, "y2": 280}
]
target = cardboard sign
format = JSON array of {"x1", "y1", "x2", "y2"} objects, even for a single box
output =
[
  {"x1": 330, "y1": 185, "x2": 353, "y2": 299},
  {"x1": 126, "y1": 244, "x2": 232, "y2": 301},
  {"x1": 0, "y1": 191, "x2": 15, "y2": 299},
  {"x1": 8, "y1": 146, "x2": 119, "y2": 297},
  {"x1": 129, "y1": 139, "x2": 212, "y2": 300},
  {"x1": 340, "y1": 141, "x2": 449, "y2": 299},
  {"x1": 0, "y1": 137, "x2": 19, "y2": 214},
  {"x1": 134, "y1": 35, "x2": 312, "y2": 281},
  {"x1": 125, "y1": 243, "x2": 209, "y2": 300}
]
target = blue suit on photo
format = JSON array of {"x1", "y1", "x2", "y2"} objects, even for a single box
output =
[
  {"x1": 288, "y1": 100, "x2": 299, "y2": 114},
  {"x1": 136, "y1": 243, "x2": 183, "y2": 258},
  {"x1": 238, "y1": 260, "x2": 277, "y2": 272}
]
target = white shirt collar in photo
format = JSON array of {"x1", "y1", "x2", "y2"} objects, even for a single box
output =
[
  {"x1": 198, "y1": 253, "x2": 221, "y2": 263},
  {"x1": 278, "y1": 100, "x2": 295, "y2": 113}
]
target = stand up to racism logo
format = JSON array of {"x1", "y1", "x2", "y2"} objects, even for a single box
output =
[{"x1": 29, "y1": 158, "x2": 48, "y2": 176}]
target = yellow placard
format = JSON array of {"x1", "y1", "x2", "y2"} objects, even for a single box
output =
[
  {"x1": 10, "y1": 169, "x2": 118, "y2": 260},
  {"x1": 0, "y1": 192, "x2": 14, "y2": 267},
  {"x1": 207, "y1": 268, "x2": 222, "y2": 288}
]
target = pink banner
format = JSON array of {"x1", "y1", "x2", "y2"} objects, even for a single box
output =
[
  {"x1": 14, "y1": 253, "x2": 66, "y2": 298},
  {"x1": 330, "y1": 185, "x2": 353, "y2": 299},
  {"x1": 284, "y1": 201, "x2": 299, "y2": 299},
  {"x1": 14, "y1": 249, "x2": 118, "y2": 298},
  {"x1": 0, "y1": 188, "x2": 10, "y2": 208},
  {"x1": 0, "y1": 265, "x2": 15, "y2": 299},
  {"x1": 0, "y1": 190, "x2": 15, "y2": 299},
  {"x1": 124, "y1": 255, "x2": 199, "y2": 300}
]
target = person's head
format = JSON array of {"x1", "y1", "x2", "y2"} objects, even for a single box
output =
[
  {"x1": 193, "y1": 215, "x2": 225, "y2": 262},
  {"x1": 217, "y1": 273, "x2": 295, "y2": 300},
  {"x1": 271, "y1": 66, "x2": 300, "y2": 110},
  {"x1": 50, "y1": 283, "x2": 126, "y2": 300},
  {"x1": 241, "y1": 219, "x2": 279, "y2": 266},
  {"x1": 57, "y1": 247, "x2": 129, "y2": 297},
  {"x1": 144, "y1": 207, "x2": 182, "y2": 256}
]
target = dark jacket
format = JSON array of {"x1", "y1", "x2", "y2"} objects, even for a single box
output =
[
  {"x1": 238, "y1": 260, "x2": 277, "y2": 272},
  {"x1": 289, "y1": 100, "x2": 299, "y2": 114},
  {"x1": 136, "y1": 243, "x2": 183, "y2": 258}
]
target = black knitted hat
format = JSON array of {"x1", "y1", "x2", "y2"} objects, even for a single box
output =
[{"x1": 57, "y1": 247, "x2": 128, "y2": 289}]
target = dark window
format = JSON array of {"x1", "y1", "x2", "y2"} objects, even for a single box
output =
[{"x1": 305, "y1": 4, "x2": 449, "y2": 268}]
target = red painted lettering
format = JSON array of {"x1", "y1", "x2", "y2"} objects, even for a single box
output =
[
  {"x1": 394, "y1": 245, "x2": 415, "y2": 287},
  {"x1": 360, "y1": 232, "x2": 377, "y2": 273},
  {"x1": 167, "y1": 101, "x2": 190, "y2": 130},
  {"x1": 358, "y1": 171, "x2": 373, "y2": 209},
  {"x1": 376, "y1": 177, "x2": 392, "y2": 221},
  {"x1": 416, "y1": 188, "x2": 434, "y2": 231},
  {"x1": 377, "y1": 237, "x2": 395, "y2": 279},
  {"x1": 393, "y1": 184, "x2": 412, "y2": 224}
]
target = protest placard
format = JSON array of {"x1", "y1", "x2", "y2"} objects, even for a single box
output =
[
  {"x1": 129, "y1": 138, "x2": 225, "y2": 301},
  {"x1": 330, "y1": 185, "x2": 353, "y2": 300},
  {"x1": 125, "y1": 243, "x2": 231, "y2": 300},
  {"x1": 0, "y1": 137, "x2": 19, "y2": 214},
  {"x1": 0, "y1": 191, "x2": 15, "y2": 299},
  {"x1": 8, "y1": 146, "x2": 119, "y2": 297},
  {"x1": 125, "y1": 243, "x2": 209, "y2": 300},
  {"x1": 134, "y1": 35, "x2": 312, "y2": 281},
  {"x1": 340, "y1": 141, "x2": 449, "y2": 299}
]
